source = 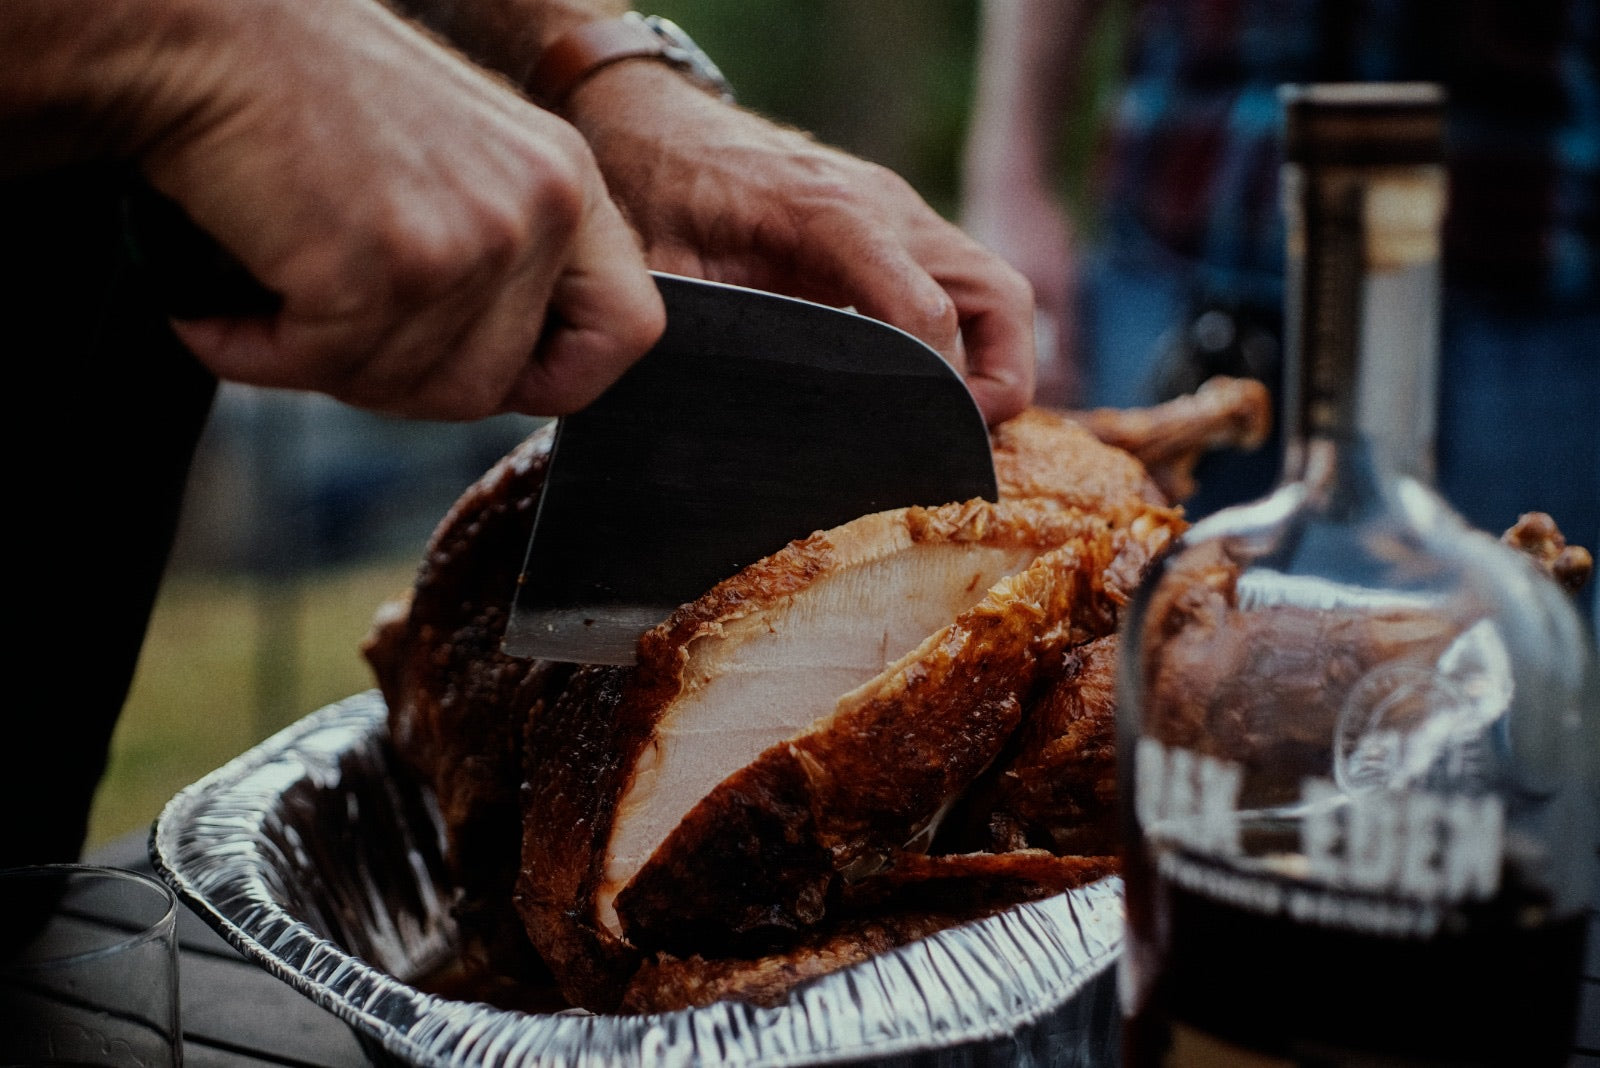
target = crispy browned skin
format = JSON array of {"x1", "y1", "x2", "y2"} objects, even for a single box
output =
[
  {"x1": 612, "y1": 516, "x2": 1181, "y2": 958},
  {"x1": 619, "y1": 852, "x2": 1118, "y2": 1014},
  {"x1": 843, "y1": 849, "x2": 1121, "y2": 914},
  {"x1": 515, "y1": 497, "x2": 1164, "y2": 1006},
  {"x1": 1501, "y1": 511, "x2": 1594, "y2": 596},
  {"x1": 366, "y1": 386, "x2": 1595, "y2": 1016},
  {"x1": 990, "y1": 377, "x2": 1270, "y2": 509},
  {"x1": 363, "y1": 426, "x2": 556, "y2": 837},
  {"x1": 992, "y1": 406, "x2": 1169, "y2": 510},
  {"x1": 1070, "y1": 375, "x2": 1272, "y2": 503},
  {"x1": 515, "y1": 665, "x2": 641, "y2": 1011},
  {"x1": 619, "y1": 911, "x2": 962, "y2": 1013},
  {"x1": 942, "y1": 636, "x2": 1121, "y2": 857},
  {"x1": 364, "y1": 390, "x2": 1272, "y2": 1012},
  {"x1": 360, "y1": 424, "x2": 567, "y2": 981}
]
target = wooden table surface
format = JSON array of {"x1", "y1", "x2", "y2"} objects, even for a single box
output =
[{"x1": 84, "y1": 829, "x2": 1600, "y2": 1068}]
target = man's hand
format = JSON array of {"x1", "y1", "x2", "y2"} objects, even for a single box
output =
[
  {"x1": 562, "y1": 62, "x2": 1037, "y2": 426},
  {"x1": 13, "y1": 0, "x2": 666, "y2": 420}
]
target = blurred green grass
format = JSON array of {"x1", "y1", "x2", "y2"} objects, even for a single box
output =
[{"x1": 86, "y1": 556, "x2": 421, "y2": 850}]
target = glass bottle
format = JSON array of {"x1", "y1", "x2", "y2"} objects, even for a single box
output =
[{"x1": 1116, "y1": 83, "x2": 1597, "y2": 1068}]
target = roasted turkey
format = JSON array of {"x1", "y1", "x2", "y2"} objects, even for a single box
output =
[{"x1": 362, "y1": 374, "x2": 1589, "y2": 1014}]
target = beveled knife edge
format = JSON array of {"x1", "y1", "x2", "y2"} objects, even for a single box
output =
[{"x1": 502, "y1": 272, "x2": 998, "y2": 665}]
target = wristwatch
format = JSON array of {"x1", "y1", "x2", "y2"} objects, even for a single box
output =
[{"x1": 527, "y1": 12, "x2": 735, "y2": 110}]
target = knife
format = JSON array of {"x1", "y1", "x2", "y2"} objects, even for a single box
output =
[
  {"x1": 502, "y1": 273, "x2": 998, "y2": 664},
  {"x1": 119, "y1": 184, "x2": 1000, "y2": 665}
]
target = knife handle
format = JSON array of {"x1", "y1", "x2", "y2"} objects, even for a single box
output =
[{"x1": 120, "y1": 180, "x2": 284, "y2": 320}]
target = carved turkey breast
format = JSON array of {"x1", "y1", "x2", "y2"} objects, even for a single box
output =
[
  {"x1": 365, "y1": 365, "x2": 1588, "y2": 1013},
  {"x1": 363, "y1": 378, "x2": 1294, "y2": 1011}
]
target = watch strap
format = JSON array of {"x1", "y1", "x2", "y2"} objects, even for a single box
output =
[{"x1": 527, "y1": 13, "x2": 732, "y2": 110}]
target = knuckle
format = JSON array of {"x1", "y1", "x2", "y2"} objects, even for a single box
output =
[
  {"x1": 922, "y1": 289, "x2": 960, "y2": 338},
  {"x1": 512, "y1": 132, "x2": 590, "y2": 237},
  {"x1": 523, "y1": 179, "x2": 584, "y2": 254},
  {"x1": 370, "y1": 200, "x2": 537, "y2": 300},
  {"x1": 841, "y1": 157, "x2": 913, "y2": 204},
  {"x1": 379, "y1": 214, "x2": 475, "y2": 297},
  {"x1": 996, "y1": 256, "x2": 1035, "y2": 308},
  {"x1": 897, "y1": 287, "x2": 963, "y2": 360},
  {"x1": 469, "y1": 207, "x2": 528, "y2": 279}
]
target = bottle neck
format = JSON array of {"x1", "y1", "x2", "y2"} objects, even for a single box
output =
[{"x1": 1279, "y1": 162, "x2": 1444, "y2": 488}]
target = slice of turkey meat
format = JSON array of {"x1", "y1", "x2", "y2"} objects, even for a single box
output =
[
  {"x1": 587, "y1": 396, "x2": 1255, "y2": 944},
  {"x1": 513, "y1": 493, "x2": 1184, "y2": 990},
  {"x1": 594, "y1": 503, "x2": 1073, "y2": 938},
  {"x1": 369, "y1": 379, "x2": 1286, "y2": 1011},
  {"x1": 365, "y1": 377, "x2": 1595, "y2": 1014}
]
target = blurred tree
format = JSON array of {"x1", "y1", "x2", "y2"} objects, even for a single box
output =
[
  {"x1": 649, "y1": 0, "x2": 978, "y2": 213},
  {"x1": 647, "y1": 0, "x2": 1127, "y2": 222}
]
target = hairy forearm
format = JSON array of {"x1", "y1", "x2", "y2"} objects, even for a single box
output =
[
  {"x1": 0, "y1": 0, "x2": 616, "y2": 176},
  {"x1": 0, "y1": 0, "x2": 213, "y2": 172},
  {"x1": 391, "y1": 0, "x2": 631, "y2": 88}
]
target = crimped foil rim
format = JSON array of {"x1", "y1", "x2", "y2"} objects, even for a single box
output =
[{"x1": 151, "y1": 691, "x2": 1122, "y2": 1067}]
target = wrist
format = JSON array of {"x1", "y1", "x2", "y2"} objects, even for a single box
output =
[
  {"x1": 392, "y1": 0, "x2": 632, "y2": 88},
  {"x1": 559, "y1": 57, "x2": 739, "y2": 167},
  {"x1": 519, "y1": 0, "x2": 633, "y2": 52},
  {"x1": 527, "y1": 11, "x2": 732, "y2": 114}
]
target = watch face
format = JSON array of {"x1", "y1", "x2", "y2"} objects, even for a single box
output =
[{"x1": 642, "y1": 15, "x2": 734, "y2": 100}]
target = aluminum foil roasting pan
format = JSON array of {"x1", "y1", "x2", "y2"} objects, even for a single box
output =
[{"x1": 150, "y1": 691, "x2": 1123, "y2": 1067}]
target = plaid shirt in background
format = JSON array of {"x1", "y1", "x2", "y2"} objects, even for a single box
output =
[{"x1": 1094, "y1": 0, "x2": 1598, "y2": 311}]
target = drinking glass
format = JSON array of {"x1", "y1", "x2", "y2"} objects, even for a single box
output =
[{"x1": 1, "y1": 864, "x2": 182, "y2": 1067}]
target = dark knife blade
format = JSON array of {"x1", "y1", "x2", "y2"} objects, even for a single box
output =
[{"x1": 502, "y1": 272, "x2": 998, "y2": 665}]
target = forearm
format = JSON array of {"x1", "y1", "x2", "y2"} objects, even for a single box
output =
[
  {"x1": 0, "y1": 0, "x2": 482, "y2": 177},
  {"x1": 390, "y1": 0, "x2": 631, "y2": 88},
  {"x1": 0, "y1": 0, "x2": 214, "y2": 173}
]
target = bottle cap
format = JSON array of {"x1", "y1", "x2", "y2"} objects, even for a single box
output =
[{"x1": 1280, "y1": 83, "x2": 1446, "y2": 166}]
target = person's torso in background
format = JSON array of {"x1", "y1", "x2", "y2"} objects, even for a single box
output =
[
  {"x1": 1096, "y1": 0, "x2": 1598, "y2": 312},
  {"x1": 1075, "y1": 0, "x2": 1598, "y2": 618}
]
